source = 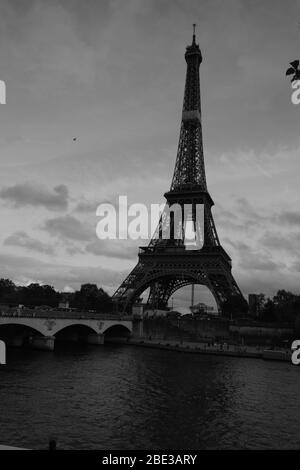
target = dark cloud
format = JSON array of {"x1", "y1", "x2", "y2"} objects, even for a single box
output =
[
  {"x1": 74, "y1": 197, "x2": 120, "y2": 214},
  {"x1": 233, "y1": 198, "x2": 268, "y2": 226},
  {"x1": 75, "y1": 199, "x2": 99, "y2": 213},
  {"x1": 43, "y1": 215, "x2": 92, "y2": 241},
  {"x1": 65, "y1": 244, "x2": 86, "y2": 255},
  {"x1": 227, "y1": 239, "x2": 285, "y2": 271},
  {"x1": 43, "y1": 214, "x2": 140, "y2": 261},
  {"x1": 0, "y1": 251, "x2": 127, "y2": 293},
  {"x1": 237, "y1": 270, "x2": 300, "y2": 298},
  {"x1": 4, "y1": 231, "x2": 55, "y2": 255},
  {"x1": 86, "y1": 239, "x2": 138, "y2": 260},
  {"x1": 276, "y1": 211, "x2": 300, "y2": 227},
  {"x1": 214, "y1": 199, "x2": 270, "y2": 239},
  {"x1": 260, "y1": 231, "x2": 300, "y2": 254},
  {"x1": 260, "y1": 233, "x2": 290, "y2": 252},
  {"x1": 0, "y1": 183, "x2": 69, "y2": 211},
  {"x1": 290, "y1": 260, "x2": 300, "y2": 273},
  {"x1": 240, "y1": 256, "x2": 282, "y2": 272}
]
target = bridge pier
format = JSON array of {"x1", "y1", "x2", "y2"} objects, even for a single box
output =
[
  {"x1": 87, "y1": 333, "x2": 104, "y2": 345},
  {"x1": 31, "y1": 336, "x2": 55, "y2": 351}
]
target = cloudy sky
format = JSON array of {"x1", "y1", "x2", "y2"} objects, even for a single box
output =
[{"x1": 0, "y1": 0, "x2": 299, "y2": 307}]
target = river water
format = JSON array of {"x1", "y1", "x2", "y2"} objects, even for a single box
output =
[{"x1": 0, "y1": 343, "x2": 299, "y2": 450}]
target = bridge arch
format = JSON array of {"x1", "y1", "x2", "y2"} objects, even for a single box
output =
[
  {"x1": 52, "y1": 322, "x2": 99, "y2": 336},
  {"x1": 103, "y1": 324, "x2": 131, "y2": 337},
  {"x1": 0, "y1": 319, "x2": 47, "y2": 337}
]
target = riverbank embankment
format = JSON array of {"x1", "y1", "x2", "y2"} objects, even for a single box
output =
[{"x1": 106, "y1": 337, "x2": 292, "y2": 362}]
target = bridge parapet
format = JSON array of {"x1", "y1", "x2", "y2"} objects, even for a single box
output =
[{"x1": 0, "y1": 309, "x2": 132, "y2": 321}]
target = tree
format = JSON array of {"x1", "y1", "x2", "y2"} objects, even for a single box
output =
[
  {"x1": 258, "y1": 290, "x2": 300, "y2": 323},
  {"x1": 71, "y1": 284, "x2": 112, "y2": 312},
  {"x1": 273, "y1": 290, "x2": 300, "y2": 322},
  {"x1": 256, "y1": 293, "x2": 266, "y2": 313},
  {"x1": 222, "y1": 295, "x2": 248, "y2": 319},
  {"x1": 22, "y1": 283, "x2": 60, "y2": 307},
  {"x1": 260, "y1": 298, "x2": 276, "y2": 322},
  {"x1": 0, "y1": 278, "x2": 17, "y2": 303},
  {"x1": 0, "y1": 278, "x2": 15, "y2": 296},
  {"x1": 0, "y1": 277, "x2": 113, "y2": 312}
]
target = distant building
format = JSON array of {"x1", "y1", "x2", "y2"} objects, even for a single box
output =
[
  {"x1": 132, "y1": 303, "x2": 170, "y2": 318},
  {"x1": 34, "y1": 305, "x2": 53, "y2": 311},
  {"x1": 132, "y1": 304, "x2": 144, "y2": 317},
  {"x1": 248, "y1": 294, "x2": 259, "y2": 317},
  {"x1": 144, "y1": 309, "x2": 169, "y2": 318},
  {"x1": 58, "y1": 301, "x2": 70, "y2": 310},
  {"x1": 190, "y1": 302, "x2": 216, "y2": 316},
  {"x1": 132, "y1": 303, "x2": 154, "y2": 317}
]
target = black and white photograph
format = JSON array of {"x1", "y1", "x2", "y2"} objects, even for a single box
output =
[{"x1": 0, "y1": 0, "x2": 300, "y2": 458}]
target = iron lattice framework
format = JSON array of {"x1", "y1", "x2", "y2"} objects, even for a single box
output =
[{"x1": 112, "y1": 29, "x2": 244, "y2": 313}]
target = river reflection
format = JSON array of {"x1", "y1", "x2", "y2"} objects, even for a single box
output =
[{"x1": 0, "y1": 344, "x2": 299, "y2": 449}]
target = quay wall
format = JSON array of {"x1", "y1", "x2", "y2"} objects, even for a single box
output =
[
  {"x1": 132, "y1": 317, "x2": 229, "y2": 342},
  {"x1": 132, "y1": 317, "x2": 295, "y2": 346},
  {"x1": 229, "y1": 322, "x2": 294, "y2": 345}
]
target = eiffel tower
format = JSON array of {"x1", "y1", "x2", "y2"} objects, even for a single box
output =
[{"x1": 113, "y1": 27, "x2": 244, "y2": 314}]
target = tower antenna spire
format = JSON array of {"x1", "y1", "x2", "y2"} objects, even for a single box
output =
[{"x1": 192, "y1": 23, "x2": 196, "y2": 44}]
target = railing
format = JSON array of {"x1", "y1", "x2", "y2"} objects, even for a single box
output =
[{"x1": 0, "y1": 309, "x2": 132, "y2": 321}]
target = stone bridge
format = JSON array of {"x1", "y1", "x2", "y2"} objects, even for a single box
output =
[{"x1": 0, "y1": 310, "x2": 132, "y2": 351}]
